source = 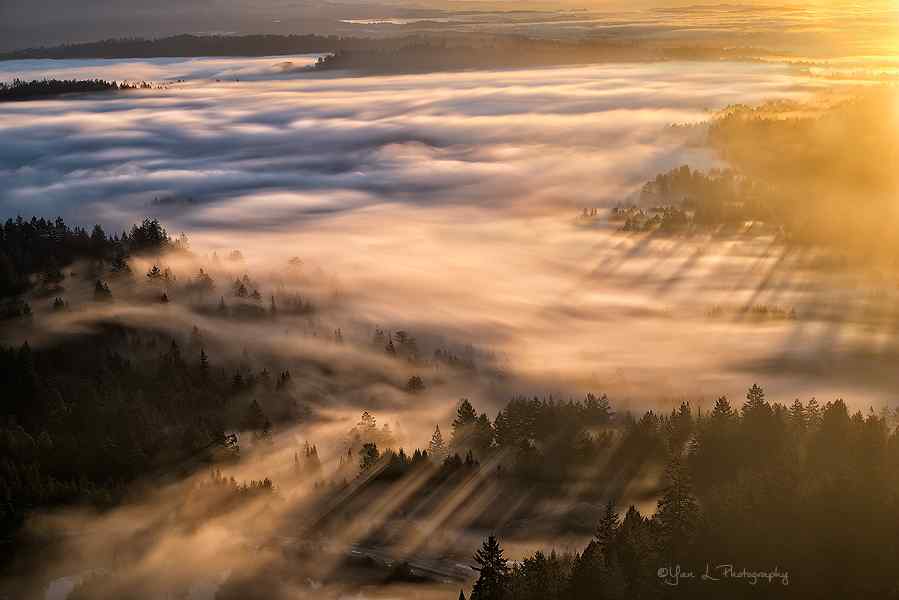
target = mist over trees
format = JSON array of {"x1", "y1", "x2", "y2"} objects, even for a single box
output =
[
  {"x1": 2, "y1": 89, "x2": 899, "y2": 600},
  {"x1": 0, "y1": 79, "x2": 151, "y2": 102},
  {"x1": 5, "y1": 219, "x2": 899, "y2": 600},
  {"x1": 619, "y1": 88, "x2": 899, "y2": 264},
  {"x1": 0, "y1": 216, "x2": 172, "y2": 298},
  {"x1": 457, "y1": 384, "x2": 899, "y2": 599},
  {"x1": 707, "y1": 89, "x2": 899, "y2": 250}
]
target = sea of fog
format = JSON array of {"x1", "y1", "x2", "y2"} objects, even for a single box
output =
[
  {"x1": 3, "y1": 53, "x2": 899, "y2": 600},
  {"x1": 0, "y1": 57, "x2": 827, "y2": 227},
  {"x1": 2, "y1": 56, "x2": 897, "y2": 412}
]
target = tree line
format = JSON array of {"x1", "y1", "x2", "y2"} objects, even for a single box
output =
[
  {"x1": 0, "y1": 325, "x2": 301, "y2": 546},
  {"x1": 623, "y1": 88, "x2": 899, "y2": 265},
  {"x1": 4, "y1": 215, "x2": 899, "y2": 598},
  {"x1": 457, "y1": 384, "x2": 899, "y2": 599},
  {"x1": 0, "y1": 32, "x2": 766, "y2": 74},
  {"x1": 0, "y1": 79, "x2": 151, "y2": 102},
  {"x1": 0, "y1": 34, "x2": 418, "y2": 61},
  {"x1": 0, "y1": 215, "x2": 171, "y2": 299},
  {"x1": 312, "y1": 38, "x2": 764, "y2": 75}
]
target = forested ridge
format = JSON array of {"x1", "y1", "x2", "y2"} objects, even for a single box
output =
[
  {"x1": 458, "y1": 386, "x2": 899, "y2": 599},
  {"x1": 0, "y1": 216, "x2": 173, "y2": 299},
  {"x1": 0, "y1": 79, "x2": 151, "y2": 102},
  {"x1": 3, "y1": 216, "x2": 899, "y2": 599},
  {"x1": 606, "y1": 87, "x2": 899, "y2": 264},
  {"x1": 311, "y1": 39, "x2": 760, "y2": 74},
  {"x1": 1, "y1": 217, "x2": 223, "y2": 542},
  {"x1": 0, "y1": 33, "x2": 765, "y2": 74},
  {"x1": 0, "y1": 34, "x2": 368, "y2": 61}
]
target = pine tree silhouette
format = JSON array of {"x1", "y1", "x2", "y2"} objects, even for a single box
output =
[{"x1": 470, "y1": 535, "x2": 508, "y2": 600}]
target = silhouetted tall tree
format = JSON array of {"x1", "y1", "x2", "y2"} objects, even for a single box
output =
[
  {"x1": 429, "y1": 425, "x2": 448, "y2": 462},
  {"x1": 471, "y1": 535, "x2": 509, "y2": 600},
  {"x1": 655, "y1": 454, "x2": 698, "y2": 559},
  {"x1": 453, "y1": 398, "x2": 478, "y2": 450}
]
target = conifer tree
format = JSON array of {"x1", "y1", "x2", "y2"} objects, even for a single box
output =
[
  {"x1": 405, "y1": 375, "x2": 425, "y2": 393},
  {"x1": 655, "y1": 454, "x2": 698, "y2": 558},
  {"x1": 146, "y1": 264, "x2": 163, "y2": 281},
  {"x1": 241, "y1": 399, "x2": 269, "y2": 435},
  {"x1": 307, "y1": 443, "x2": 321, "y2": 474},
  {"x1": 471, "y1": 413, "x2": 495, "y2": 458},
  {"x1": 742, "y1": 383, "x2": 768, "y2": 417},
  {"x1": 710, "y1": 395, "x2": 734, "y2": 422},
  {"x1": 109, "y1": 249, "x2": 131, "y2": 274},
  {"x1": 429, "y1": 425, "x2": 448, "y2": 462},
  {"x1": 359, "y1": 442, "x2": 380, "y2": 470},
  {"x1": 806, "y1": 397, "x2": 822, "y2": 429},
  {"x1": 789, "y1": 398, "x2": 806, "y2": 432},
  {"x1": 453, "y1": 398, "x2": 478, "y2": 449},
  {"x1": 471, "y1": 535, "x2": 509, "y2": 600},
  {"x1": 595, "y1": 499, "x2": 620, "y2": 552},
  {"x1": 454, "y1": 398, "x2": 478, "y2": 428}
]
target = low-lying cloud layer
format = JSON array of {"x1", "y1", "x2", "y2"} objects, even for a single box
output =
[
  {"x1": 0, "y1": 59, "x2": 829, "y2": 230},
  {"x1": 4, "y1": 60, "x2": 896, "y2": 402},
  {"x1": 4, "y1": 53, "x2": 899, "y2": 600},
  {"x1": 3, "y1": 58, "x2": 895, "y2": 408}
]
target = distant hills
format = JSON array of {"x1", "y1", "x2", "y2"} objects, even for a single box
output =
[
  {"x1": 0, "y1": 34, "x2": 384, "y2": 61},
  {"x1": 0, "y1": 33, "x2": 770, "y2": 75}
]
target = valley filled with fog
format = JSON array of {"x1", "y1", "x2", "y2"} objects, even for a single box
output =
[
  {"x1": 1, "y1": 57, "x2": 892, "y2": 405},
  {"x1": 2, "y1": 48, "x2": 899, "y2": 600}
]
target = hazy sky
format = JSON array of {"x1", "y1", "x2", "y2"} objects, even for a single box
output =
[
  {"x1": 3, "y1": 31, "x2": 898, "y2": 600},
  {"x1": 2, "y1": 8, "x2": 897, "y2": 599},
  {"x1": 2, "y1": 0, "x2": 896, "y2": 53}
]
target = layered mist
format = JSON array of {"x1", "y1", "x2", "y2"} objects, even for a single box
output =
[{"x1": 2, "y1": 53, "x2": 899, "y2": 600}]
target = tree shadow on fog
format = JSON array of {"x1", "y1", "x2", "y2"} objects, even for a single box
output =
[
  {"x1": 761, "y1": 246, "x2": 811, "y2": 308},
  {"x1": 732, "y1": 244, "x2": 794, "y2": 323},
  {"x1": 717, "y1": 236, "x2": 778, "y2": 291},
  {"x1": 625, "y1": 234, "x2": 692, "y2": 289},
  {"x1": 653, "y1": 241, "x2": 708, "y2": 296},
  {"x1": 586, "y1": 231, "x2": 660, "y2": 282}
]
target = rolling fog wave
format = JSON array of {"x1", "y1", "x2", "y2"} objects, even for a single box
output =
[
  {"x1": 3, "y1": 51, "x2": 899, "y2": 600},
  {"x1": 1, "y1": 58, "x2": 893, "y2": 406},
  {"x1": 0, "y1": 59, "x2": 828, "y2": 229}
]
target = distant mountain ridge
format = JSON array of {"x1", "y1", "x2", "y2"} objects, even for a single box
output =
[
  {"x1": 0, "y1": 33, "x2": 770, "y2": 75},
  {"x1": 0, "y1": 34, "x2": 386, "y2": 61}
]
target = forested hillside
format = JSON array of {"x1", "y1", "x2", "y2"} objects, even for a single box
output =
[{"x1": 4, "y1": 217, "x2": 899, "y2": 599}]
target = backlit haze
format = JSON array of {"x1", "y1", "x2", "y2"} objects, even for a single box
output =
[
  {"x1": 1, "y1": 2, "x2": 898, "y2": 599},
  {"x1": 2, "y1": 57, "x2": 894, "y2": 407}
]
